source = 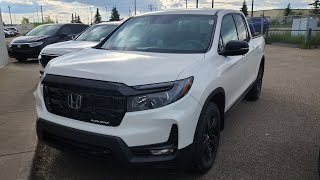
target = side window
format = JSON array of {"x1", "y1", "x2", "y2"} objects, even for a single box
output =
[
  {"x1": 220, "y1": 15, "x2": 238, "y2": 49},
  {"x1": 60, "y1": 26, "x2": 72, "y2": 35},
  {"x1": 70, "y1": 25, "x2": 87, "y2": 34},
  {"x1": 233, "y1": 15, "x2": 249, "y2": 41}
]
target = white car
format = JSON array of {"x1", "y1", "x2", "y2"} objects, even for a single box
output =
[
  {"x1": 35, "y1": 9, "x2": 265, "y2": 173},
  {"x1": 38, "y1": 22, "x2": 121, "y2": 75},
  {"x1": 4, "y1": 28, "x2": 15, "y2": 37}
]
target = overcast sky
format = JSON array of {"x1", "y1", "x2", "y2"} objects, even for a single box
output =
[{"x1": 0, "y1": 0, "x2": 315, "y2": 24}]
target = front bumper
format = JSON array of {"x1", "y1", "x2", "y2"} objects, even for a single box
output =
[
  {"x1": 37, "y1": 118, "x2": 193, "y2": 167},
  {"x1": 8, "y1": 46, "x2": 42, "y2": 59},
  {"x1": 34, "y1": 83, "x2": 202, "y2": 149}
]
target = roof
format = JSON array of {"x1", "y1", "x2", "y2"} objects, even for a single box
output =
[
  {"x1": 96, "y1": 21, "x2": 122, "y2": 25},
  {"x1": 135, "y1": 9, "x2": 240, "y2": 17}
]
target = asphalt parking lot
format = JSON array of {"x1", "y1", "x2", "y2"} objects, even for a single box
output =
[{"x1": 1, "y1": 45, "x2": 319, "y2": 179}]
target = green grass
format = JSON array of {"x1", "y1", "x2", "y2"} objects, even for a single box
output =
[{"x1": 265, "y1": 32, "x2": 320, "y2": 49}]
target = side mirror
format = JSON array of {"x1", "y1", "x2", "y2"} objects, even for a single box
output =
[
  {"x1": 220, "y1": 40, "x2": 249, "y2": 56},
  {"x1": 59, "y1": 33, "x2": 68, "y2": 39}
]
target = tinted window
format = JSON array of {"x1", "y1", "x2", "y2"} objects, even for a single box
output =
[
  {"x1": 26, "y1": 24, "x2": 61, "y2": 36},
  {"x1": 60, "y1": 26, "x2": 72, "y2": 35},
  {"x1": 70, "y1": 24, "x2": 88, "y2": 34},
  {"x1": 220, "y1": 15, "x2": 238, "y2": 48},
  {"x1": 233, "y1": 15, "x2": 249, "y2": 41},
  {"x1": 76, "y1": 25, "x2": 118, "y2": 42},
  {"x1": 101, "y1": 15, "x2": 215, "y2": 53}
]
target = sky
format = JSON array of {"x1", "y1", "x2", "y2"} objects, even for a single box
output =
[{"x1": 0, "y1": 0, "x2": 315, "y2": 25}]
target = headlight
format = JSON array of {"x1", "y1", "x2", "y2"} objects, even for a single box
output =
[
  {"x1": 127, "y1": 77, "x2": 193, "y2": 112},
  {"x1": 29, "y1": 41, "x2": 43, "y2": 47}
]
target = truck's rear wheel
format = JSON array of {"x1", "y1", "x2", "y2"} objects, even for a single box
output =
[
  {"x1": 191, "y1": 102, "x2": 220, "y2": 173},
  {"x1": 246, "y1": 66, "x2": 264, "y2": 101}
]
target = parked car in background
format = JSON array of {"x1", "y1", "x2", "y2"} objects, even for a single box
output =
[
  {"x1": 6, "y1": 27, "x2": 19, "y2": 35},
  {"x1": 39, "y1": 21, "x2": 121, "y2": 75},
  {"x1": 247, "y1": 17, "x2": 269, "y2": 34},
  {"x1": 8, "y1": 23, "x2": 88, "y2": 62},
  {"x1": 4, "y1": 28, "x2": 15, "y2": 37},
  {"x1": 35, "y1": 9, "x2": 265, "y2": 173}
]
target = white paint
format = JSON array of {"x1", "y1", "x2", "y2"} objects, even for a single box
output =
[{"x1": 0, "y1": 9, "x2": 9, "y2": 69}]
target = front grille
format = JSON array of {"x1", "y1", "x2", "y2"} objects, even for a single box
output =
[
  {"x1": 43, "y1": 83, "x2": 127, "y2": 127},
  {"x1": 11, "y1": 44, "x2": 30, "y2": 49},
  {"x1": 40, "y1": 55, "x2": 58, "y2": 68}
]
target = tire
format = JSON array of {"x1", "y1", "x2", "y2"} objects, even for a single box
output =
[
  {"x1": 16, "y1": 58, "x2": 28, "y2": 62},
  {"x1": 245, "y1": 65, "x2": 264, "y2": 101},
  {"x1": 191, "y1": 102, "x2": 221, "y2": 173}
]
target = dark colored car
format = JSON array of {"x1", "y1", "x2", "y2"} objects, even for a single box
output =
[
  {"x1": 247, "y1": 17, "x2": 269, "y2": 35},
  {"x1": 8, "y1": 23, "x2": 88, "y2": 62}
]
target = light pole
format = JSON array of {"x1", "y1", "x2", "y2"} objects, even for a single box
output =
[
  {"x1": 8, "y1": 6, "x2": 12, "y2": 25},
  {"x1": 212, "y1": 0, "x2": 214, "y2": 8},
  {"x1": 251, "y1": 0, "x2": 254, "y2": 17},
  {"x1": 196, "y1": 0, "x2": 198, "y2": 8}
]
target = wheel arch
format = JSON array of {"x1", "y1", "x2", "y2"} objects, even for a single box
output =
[{"x1": 201, "y1": 87, "x2": 226, "y2": 131}]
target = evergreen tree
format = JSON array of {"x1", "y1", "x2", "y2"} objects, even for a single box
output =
[
  {"x1": 71, "y1": 13, "x2": 74, "y2": 23},
  {"x1": 94, "y1": 8, "x2": 102, "y2": 24},
  {"x1": 110, "y1": 7, "x2": 120, "y2": 21},
  {"x1": 309, "y1": 0, "x2": 320, "y2": 14},
  {"x1": 284, "y1": 3, "x2": 292, "y2": 16},
  {"x1": 77, "y1": 15, "x2": 82, "y2": 23},
  {"x1": 240, "y1": 0, "x2": 248, "y2": 17}
]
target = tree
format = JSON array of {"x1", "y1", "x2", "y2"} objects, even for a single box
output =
[
  {"x1": 309, "y1": 0, "x2": 320, "y2": 14},
  {"x1": 284, "y1": 3, "x2": 292, "y2": 16},
  {"x1": 21, "y1": 17, "x2": 30, "y2": 24},
  {"x1": 71, "y1": 13, "x2": 75, "y2": 23},
  {"x1": 110, "y1": 7, "x2": 120, "y2": 21},
  {"x1": 44, "y1": 16, "x2": 54, "y2": 23},
  {"x1": 76, "y1": 15, "x2": 82, "y2": 23},
  {"x1": 94, "y1": 8, "x2": 102, "y2": 24},
  {"x1": 240, "y1": 0, "x2": 248, "y2": 17}
]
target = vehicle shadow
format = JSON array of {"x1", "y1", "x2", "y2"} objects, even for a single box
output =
[
  {"x1": 11, "y1": 58, "x2": 39, "y2": 64},
  {"x1": 31, "y1": 142, "x2": 201, "y2": 180}
]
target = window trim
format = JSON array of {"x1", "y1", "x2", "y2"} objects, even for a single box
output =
[
  {"x1": 233, "y1": 14, "x2": 251, "y2": 42},
  {"x1": 218, "y1": 13, "x2": 239, "y2": 54}
]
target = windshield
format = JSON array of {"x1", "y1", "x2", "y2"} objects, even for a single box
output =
[
  {"x1": 101, "y1": 14, "x2": 215, "y2": 53},
  {"x1": 26, "y1": 24, "x2": 61, "y2": 36},
  {"x1": 76, "y1": 24, "x2": 118, "y2": 42}
]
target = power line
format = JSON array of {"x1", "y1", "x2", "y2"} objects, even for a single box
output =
[{"x1": 8, "y1": 5, "x2": 12, "y2": 25}]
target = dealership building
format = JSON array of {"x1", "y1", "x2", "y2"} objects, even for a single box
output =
[{"x1": 0, "y1": 9, "x2": 8, "y2": 69}]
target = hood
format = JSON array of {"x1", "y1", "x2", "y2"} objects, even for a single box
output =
[
  {"x1": 11, "y1": 35, "x2": 49, "y2": 43},
  {"x1": 46, "y1": 48, "x2": 205, "y2": 86},
  {"x1": 41, "y1": 40, "x2": 98, "y2": 56}
]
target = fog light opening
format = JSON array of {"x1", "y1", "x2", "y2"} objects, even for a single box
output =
[{"x1": 150, "y1": 148, "x2": 175, "y2": 155}]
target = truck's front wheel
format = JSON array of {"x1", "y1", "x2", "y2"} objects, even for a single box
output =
[{"x1": 192, "y1": 102, "x2": 221, "y2": 173}]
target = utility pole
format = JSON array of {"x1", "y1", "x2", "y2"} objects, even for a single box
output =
[
  {"x1": 251, "y1": 0, "x2": 254, "y2": 17},
  {"x1": 134, "y1": 0, "x2": 137, "y2": 15},
  {"x1": 40, "y1": 5, "x2": 44, "y2": 23},
  {"x1": 106, "y1": 6, "x2": 108, "y2": 21},
  {"x1": 8, "y1": 5, "x2": 12, "y2": 25},
  {"x1": 186, "y1": 0, "x2": 187, "y2": 8},
  {"x1": 196, "y1": 0, "x2": 199, "y2": 8},
  {"x1": 36, "y1": 7, "x2": 39, "y2": 22},
  {"x1": 212, "y1": 0, "x2": 214, "y2": 8},
  {"x1": 90, "y1": 7, "x2": 92, "y2": 25},
  {"x1": 129, "y1": 7, "x2": 131, "y2": 17}
]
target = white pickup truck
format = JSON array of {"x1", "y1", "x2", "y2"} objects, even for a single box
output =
[{"x1": 35, "y1": 9, "x2": 265, "y2": 173}]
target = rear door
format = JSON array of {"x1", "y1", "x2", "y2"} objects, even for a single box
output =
[
  {"x1": 219, "y1": 14, "x2": 246, "y2": 109},
  {"x1": 233, "y1": 14, "x2": 258, "y2": 87}
]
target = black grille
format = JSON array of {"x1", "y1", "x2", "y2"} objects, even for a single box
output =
[
  {"x1": 43, "y1": 83, "x2": 127, "y2": 127},
  {"x1": 11, "y1": 44, "x2": 30, "y2": 49},
  {"x1": 40, "y1": 55, "x2": 58, "y2": 68}
]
